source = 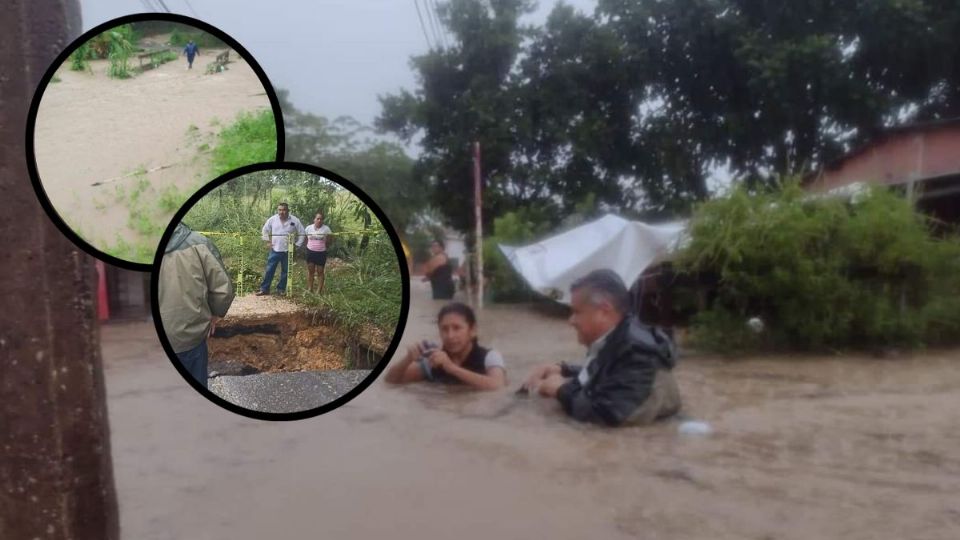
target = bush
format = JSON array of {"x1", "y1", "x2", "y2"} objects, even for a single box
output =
[
  {"x1": 69, "y1": 43, "x2": 91, "y2": 71},
  {"x1": 674, "y1": 180, "x2": 960, "y2": 352}
]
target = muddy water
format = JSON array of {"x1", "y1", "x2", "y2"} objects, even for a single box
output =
[
  {"x1": 33, "y1": 48, "x2": 271, "y2": 252},
  {"x1": 103, "y1": 281, "x2": 960, "y2": 539}
]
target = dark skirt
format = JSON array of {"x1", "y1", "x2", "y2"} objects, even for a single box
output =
[{"x1": 306, "y1": 249, "x2": 327, "y2": 266}]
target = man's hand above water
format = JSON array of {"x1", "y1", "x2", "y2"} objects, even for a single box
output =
[
  {"x1": 536, "y1": 373, "x2": 567, "y2": 398},
  {"x1": 523, "y1": 362, "x2": 562, "y2": 391}
]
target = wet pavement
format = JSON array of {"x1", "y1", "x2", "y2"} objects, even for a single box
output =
[{"x1": 209, "y1": 370, "x2": 371, "y2": 413}]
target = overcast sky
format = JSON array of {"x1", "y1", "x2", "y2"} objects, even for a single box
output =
[{"x1": 81, "y1": 0, "x2": 597, "y2": 127}]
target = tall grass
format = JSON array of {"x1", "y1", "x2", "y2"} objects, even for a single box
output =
[
  {"x1": 210, "y1": 109, "x2": 277, "y2": 177},
  {"x1": 296, "y1": 234, "x2": 402, "y2": 333}
]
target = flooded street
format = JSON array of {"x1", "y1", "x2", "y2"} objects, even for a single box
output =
[
  {"x1": 103, "y1": 281, "x2": 960, "y2": 539},
  {"x1": 33, "y1": 46, "x2": 270, "y2": 250}
]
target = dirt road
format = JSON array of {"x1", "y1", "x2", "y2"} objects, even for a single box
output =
[
  {"x1": 102, "y1": 280, "x2": 960, "y2": 539},
  {"x1": 33, "y1": 46, "x2": 271, "y2": 257}
]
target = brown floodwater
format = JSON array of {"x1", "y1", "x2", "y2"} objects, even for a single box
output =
[
  {"x1": 102, "y1": 280, "x2": 960, "y2": 539},
  {"x1": 32, "y1": 46, "x2": 271, "y2": 253}
]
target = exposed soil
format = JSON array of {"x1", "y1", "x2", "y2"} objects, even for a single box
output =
[
  {"x1": 208, "y1": 295, "x2": 388, "y2": 374},
  {"x1": 209, "y1": 312, "x2": 348, "y2": 373}
]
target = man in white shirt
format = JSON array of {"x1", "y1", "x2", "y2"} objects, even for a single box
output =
[{"x1": 256, "y1": 202, "x2": 305, "y2": 296}]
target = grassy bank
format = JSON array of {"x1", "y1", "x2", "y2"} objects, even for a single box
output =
[{"x1": 97, "y1": 108, "x2": 276, "y2": 263}]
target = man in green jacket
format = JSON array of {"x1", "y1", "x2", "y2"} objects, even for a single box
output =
[{"x1": 159, "y1": 223, "x2": 235, "y2": 388}]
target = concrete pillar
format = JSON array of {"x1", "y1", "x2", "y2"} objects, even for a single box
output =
[{"x1": 0, "y1": 2, "x2": 120, "y2": 539}]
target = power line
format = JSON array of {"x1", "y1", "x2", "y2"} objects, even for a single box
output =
[
  {"x1": 424, "y1": 0, "x2": 443, "y2": 50},
  {"x1": 156, "y1": 0, "x2": 172, "y2": 13},
  {"x1": 413, "y1": 0, "x2": 435, "y2": 51},
  {"x1": 429, "y1": 0, "x2": 449, "y2": 50},
  {"x1": 183, "y1": 0, "x2": 199, "y2": 17}
]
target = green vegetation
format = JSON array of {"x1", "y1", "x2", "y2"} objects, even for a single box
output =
[
  {"x1": 210, "y1": 109, "x2": 277, "y2": 177},
  {"x1": 674, "y1": 181, "x2": 960, "y2": 352},
  {"x1": 64, "y1": 25, "x2": 139, "y2": 78},
  {"x1": 145, "y1": 49, "x2": 178, "y2": 69},
  {"x1": 481, "y1": 210, "x2": 552, "y2": 302},
  {"x1": 169, "y1": 26, "x2": 225, "y2": 48},
  {"x1": 183, "y1": 170, "x2": 403, "y2": 336},
  {"x1": 103, "y1": 25, "x2": 137, "y2": 79},
  {"x1": 68, "y1": 43, "x2": 90, "y2": 71},
  {"x1": 300, "y1": 234, "x2": 402, "y2": 333},
  {"x1": 378, "y1": 0, "x2": 960, "y2": 228},
  {"x1": 280, "y1": 90, "x2": 422, "y2": 235}
]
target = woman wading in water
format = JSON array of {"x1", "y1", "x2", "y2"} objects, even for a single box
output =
[{"x1": 385, "y1": 303, "x2": 506, "y2": 391}]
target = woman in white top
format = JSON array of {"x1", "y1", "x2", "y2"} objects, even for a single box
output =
[
  {"x1": 385, "y1": 302, "x2": 507, "y2": 391},
  {"x1": 304, "y1": 211, "x2": 334, "y2": 293}
]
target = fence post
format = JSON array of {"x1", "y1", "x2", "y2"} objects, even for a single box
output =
[
  {"x1": 238, "y1": 234, "x2": 244, "y2": 296},
  {"x1": 288, "y1": 232, "x2": 295, "y2": 296}
]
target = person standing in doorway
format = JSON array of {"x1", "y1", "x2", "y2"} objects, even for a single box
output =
[
  {"x1": 183, "y1": 39, "x2": 199, "y2": 69},
  {"x1": 257, "y1": 202, "x2": 305, "y2": 296},
  {"x1": 304, "y1": 210, "x2": 334, "y2": 293}
]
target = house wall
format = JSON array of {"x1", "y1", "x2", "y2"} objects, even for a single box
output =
[{"x1": 807, "y1": 126, "x2": 960, "y2": 193}]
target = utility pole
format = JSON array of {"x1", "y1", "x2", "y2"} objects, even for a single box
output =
[
  {"x1": 0, "y1": 2, "x2": 120, "y2": 539},
  {"x1": 473, "y1": 142, "x2": 483, "y2": 309}
]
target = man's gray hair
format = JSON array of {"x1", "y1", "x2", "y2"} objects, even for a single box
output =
[{"x1": 570, "y1": 269, "x2": 630, "y2": 314}]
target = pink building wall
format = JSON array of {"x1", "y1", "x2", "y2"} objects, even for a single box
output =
[{"x1": 805, "y1": 124, "x2": 960, "y2": 192}]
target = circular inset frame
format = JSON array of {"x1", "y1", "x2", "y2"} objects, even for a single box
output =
[
  {"x1": 24, "y1": 13, "x2": 285, "y2": 271},
  {"x1": 150, "y1": 161, "x2": 411, "y2": 421}
]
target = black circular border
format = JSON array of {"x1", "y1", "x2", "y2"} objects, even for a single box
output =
[
  {"x1": 24, "y1": 13, "x2": 285, "y2": 272},
  {"x1": 150, "y1": 161, "x2": 411, "y2": 421}
]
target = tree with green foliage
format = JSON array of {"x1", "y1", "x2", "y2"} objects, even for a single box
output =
[
  {"x1": 377, "y1": 0, "x2": 535, "y2": 234},
  {"x1": 596, "y1": 0, "x2": 960, "y2": 187},
  {"x1": 379, "y1": 0, "x2": 960, "y2": 228},
  {"x1": 279, "y1": 90, "x2": 423, "y2": 234}
]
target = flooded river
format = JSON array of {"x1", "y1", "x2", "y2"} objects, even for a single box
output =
[{"x1": 102, "y1": 281, "x2": 960, "y2": 539}]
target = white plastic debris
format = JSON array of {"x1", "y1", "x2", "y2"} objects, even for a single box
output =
[
  {"x1": 678, "y1": 420, "x2": 713, "y2": 436},
  {"x1": 747, "y1": 317, "x2": 764, "y2": 333}
]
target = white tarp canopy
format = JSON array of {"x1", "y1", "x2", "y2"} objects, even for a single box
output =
[{"x1": 498, "y1": 214, "x2": 687, "y2": 304}]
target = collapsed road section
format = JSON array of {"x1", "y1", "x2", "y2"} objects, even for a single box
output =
[{"x1": 206, "y1": 294, "x2": 389, "y2": 413}]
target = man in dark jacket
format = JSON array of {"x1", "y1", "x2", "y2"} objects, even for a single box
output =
[
  {"x1": 523, "y1": 269, "x2": 681, "y2": 426},
  {"x1": 183, "y1": 40, "x2": 199, "y2": 69},
  {"x1": 159, "y1": 223, "x2": 235, "y2": 388}
]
